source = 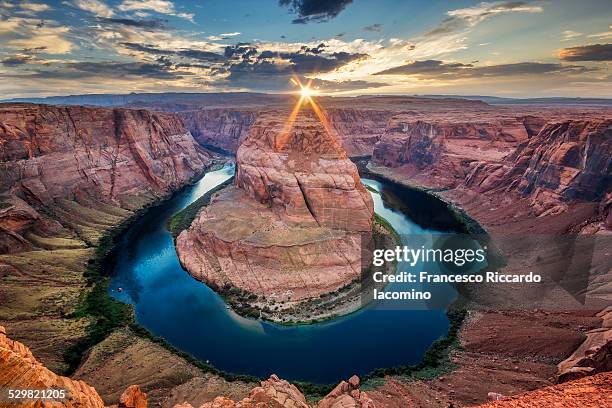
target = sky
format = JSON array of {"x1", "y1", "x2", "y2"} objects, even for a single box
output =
[{"x1": 0, "y1": 0, "x2": 610, "y2": 98}]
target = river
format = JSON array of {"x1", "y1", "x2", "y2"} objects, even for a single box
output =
[{"x1": 109, "y1": 163, "x2": 470, "y2": 384}]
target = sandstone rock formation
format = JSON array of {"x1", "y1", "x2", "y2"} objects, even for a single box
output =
[
  {"x1": 557, "y1": 306, "x2": 612, "y2": 382},
  {"x1": 179, "y1": 109, "x2": 257, "y2": 153},
  {"x1": 176, "y1": 109, "x2": 374, "y2": 317},
  {"x1": 371, "y1": 112, "x2": 531, "y2": 189},
  {"x1": 117, "y1": 385, "x2": 148, "y2": 408},
  {"x1": 324, "y1": 108, "x2": 394, "y2": 157},
  {"x1": 0, "y1": 325, "x2": 106, "y2": 407},
  {"x1": 0, "y1": 103, "x2": 211, "y2": 252},
  {"x1": 475, "y1": 371, "x2": 612, "y2": 407},
  {"x1": 171, "y1": 375, "x2": 374, "y2": 408},
  {"x1": 506, "y1": 119, "x2": 612, "y2": 216},
  {"x1": 317, "y1": 375, "x2": 375, "y2": 408},
  {"x1": 0, "y1": 103, "x2": 213, "y2": 373}
]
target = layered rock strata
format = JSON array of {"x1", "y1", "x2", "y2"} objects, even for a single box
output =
[
  {"x1": 179, "y1": 109, "x2": 257, "y2": 154},
  {"x1": 0, "y1": 103, "x2": 211, "y2": 252},
  {"x1": 176, "y1": 109, "x2": 374, "y2": 318}
]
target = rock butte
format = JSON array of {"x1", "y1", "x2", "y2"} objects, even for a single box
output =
[{"x1": 177, "y1": 108, "x2": 374, "y2": 303}]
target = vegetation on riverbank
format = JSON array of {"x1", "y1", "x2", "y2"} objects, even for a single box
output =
[{"x1": 62, "y1": 162, "x2": 225, "y2": 374}]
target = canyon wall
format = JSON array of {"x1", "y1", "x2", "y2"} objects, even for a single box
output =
[
  {"x1": 0, "y1": 103, "x2": 212, "y2": 253},
  {"x1": 179, "y1": 109, "x2": 257, "y2": 154},
  {"x1": 371, "y1": 112, "x2": 611, "y2": 229},
  {"x1": 0, "y1": 103, "x2": 212, "y2": 374},
  {"x1": 177, "y1": 107, "x2": 393, "y2": 157}
]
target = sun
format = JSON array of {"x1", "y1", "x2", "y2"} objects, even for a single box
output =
[{"x1": 300, "y1": 85, "x2": 313, "y2": 98}]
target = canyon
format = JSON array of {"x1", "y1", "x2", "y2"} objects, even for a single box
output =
[{"x1": 0, "y1": 95, "x2": 611, "y2": 407}]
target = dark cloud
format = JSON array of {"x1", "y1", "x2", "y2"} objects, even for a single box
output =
[
  {"x1": 224, "y1": 42, "x2": 366, "y2": 74},
  {"x1": 98, "y1": 17, "x2": 167, "y2": 29},
  {"x1": 375, "y1": 60, "x2": 594, "y2": 78},
  {"x1": 363, "y1": 23, "x2": 382, "y2": 32},
  {"x1": 221, "y1": 46, "x2": 368, "y2": 91},
  {"x1": 224, "y1": 43, "x2": 257, "y2": 59},
  {"x1": 559, "y1": 43, "x2": 612, "y2": 61},
  {"x1": 1, "y1": 47, "x2": 47, "y2": 67},
  {"x1": 279, "y1": 0, "x2": 353, "y2": 24},
  {"x1": 1, "y1": 55, "x2": 34, "y2": 66},
  {"x1": 66, "y1": 61, "x2": 186, "y2": 79},
  {"x1": 10, "y1": 61, "x2": 188, "y2": 80},
  {"x1": 376, "y1": 60, "x2": 472, "y2": 75},
  {"x1": 121, "y1": 43, "x2": 226, "y2": 62}
]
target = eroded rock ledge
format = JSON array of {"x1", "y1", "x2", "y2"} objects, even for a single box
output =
[{"x1": 176, "y1": 109, "x2": 375, "y2": 322}]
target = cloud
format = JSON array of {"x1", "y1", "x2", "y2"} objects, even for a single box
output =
[
  {"x1": 71, "y1": 0, "x2": 114, "y2": 18},
  {"x1": 588, "y1": 26, "x2": 612, "y2": 40},
  {"x1": 1, "y1": 19, "x2": 73, "y2": 53},
  {"x1": 11, "y1": 60, "x2": 188, "y2": 80},
  {"x1": 0, "y1": 45, "x2": 46, "y2": 66},
  {"x1": 207, "y1": 32, "x2": 241, "y2": 41},
  {"x1": 279, "y1": 0, "x2": 353, "y2": 24},
  {"x1": 559, "y1": 43, "x2": 612, "y2": 61},
  {"x1": 121, "y1": 42, "x2": 227, "y2": 62},
  {"x1": 561, "y1": 30, "x2": 582, "y2": 41},
  {"x1": 374, "y1": 59, "x2": 593, "y2": 78},
  {"x1": 309, "y1": 78, "x2": 386, "y2": 92},
  {"x1": 18, "y1": 2, "x2": 49, "y2": 13},
  {"x1": 118, "y1": 0, "x2": 194, "y2": 21},
  {"x1": 363, "y1": 23, "x2": 382, "y2": 33},
  {"x1": 423, "y1": 1, "x2": 542, "y2": 39},
  {"x1": 98, "y1": 17, "x2": 167, "y2": 29},
  {"x1": 1, "y1": 54, "x2": 34, "y2": 66}
]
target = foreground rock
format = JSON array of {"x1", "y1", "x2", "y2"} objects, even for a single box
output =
[
  {"x1": 0, "y1": 325, "x2": 106, "y2": 407},
  {"x1": 177, "y1": 109, "x2": 374, "y2": 322},
  {"x1": 172, "y1": 375, "x2": 374, "y2": 408},
  {"x1": 557, "y1": 306, "x2": 612, "y2": 382},
  {"x1": 475, "y1": 371, "x2": 612, "y2": 407}
]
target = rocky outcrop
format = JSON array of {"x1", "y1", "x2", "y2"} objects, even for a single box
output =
[
  {"x1": 118, "y1": 385, "x2": 148, "y2": 408},
  {"x1": 318, "y1": 375, "x2": 374, "y2": 408},
  {"x1": 475, "y1": 371, "x2": 612, "y2": 407},
  {"x1": 557, "y1": 306, "x2": 612, "y2": 382},
  {"x1": 176, "y1": 109, "x2": 374, "y2": 317},
  {"x1": 178, "y1": 107, "x2": 392, "y2": 158},
  {"x1": 172, "y1": 375, "x2": 374, "y2": 408},
  {"x1": 179, "y1": 109, "x2": 257, "y2": 154},
  {"x1": 0, "y1": 325, "x2": 106, "y2": 407},
  {"x1": 370, "y1": 113, "x2": 531, "y2": 189},
  {"x1": 0, "y1": 103, "x2": 211, "y2": 253}
]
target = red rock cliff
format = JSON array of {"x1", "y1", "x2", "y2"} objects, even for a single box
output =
[
  {"x1": 179, "y1": 109, "x2": 257, "y2": 154},
  {"x1": 0, "y1": 103, "x2": 211, "y2": 253}
]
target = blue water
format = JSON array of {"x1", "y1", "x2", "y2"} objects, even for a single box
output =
[{"x1": 109, "y1": 164, "x2": 455, "y2": 384}]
